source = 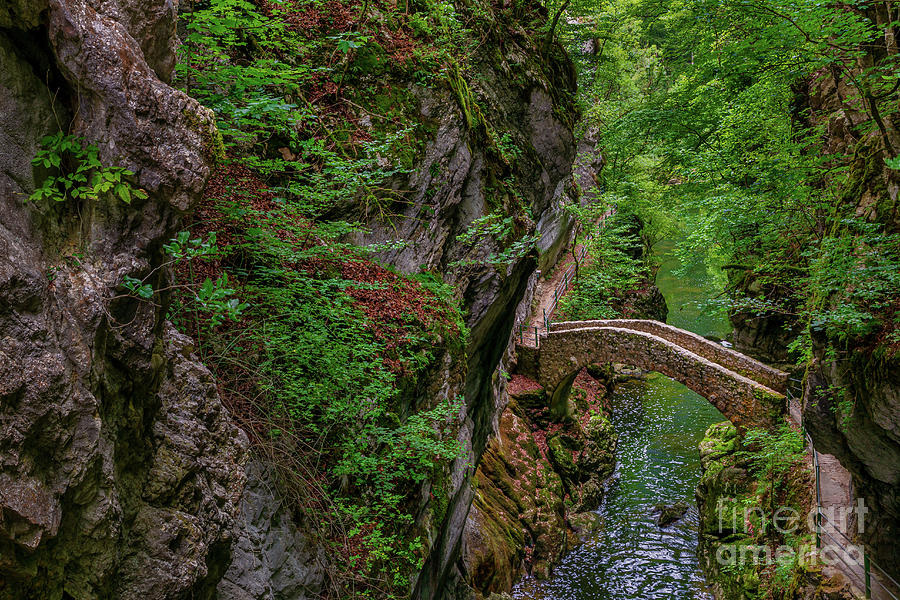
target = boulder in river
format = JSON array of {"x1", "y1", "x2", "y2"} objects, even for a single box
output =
[{"x1": 653, "y1": 501, "x2": 690, "y2": 527}]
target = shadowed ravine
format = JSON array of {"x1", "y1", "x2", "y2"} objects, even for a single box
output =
[{"x1": 512, "y1": 236, "x2": 732, "y2": 599}]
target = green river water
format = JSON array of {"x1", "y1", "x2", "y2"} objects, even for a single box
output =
[{"x1": 512, "y1": 238, "x2": 732, "y2": 599}]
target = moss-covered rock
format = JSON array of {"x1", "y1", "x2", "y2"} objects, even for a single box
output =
[
  {"x1": 580, "y1": 413, "x2": 616, "y2": 475},
  {"x1": 515, "y1": 386, "x2": 547, "y2": 411},
  {"x1": 653, "y1": 502, "x2": 690, "y2": 527},
  {"x1": 695, "y1": 421, "x2": 845, "y2": 600},
  {"x1": 696, "y1": 422, "x2": 758, "y2": 599},
  {"x1": 463, "y1": 367, "x2": 617, "y2": 595},
  {"x1": 462, "y1": 397, "x2": 567, "y2": 596},
  {"x1": 699, "y1": 421, "x2": 738, "y2": 469},
  {"x1": 548, "y1": 434, "x2": 579, "y2": 482}
]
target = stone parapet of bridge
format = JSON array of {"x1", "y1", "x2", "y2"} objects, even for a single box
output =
[
  {"x1": 532, "y1": 321, "x2": 788, "y2": 432},
  {"x1": 550, "y1": 320, "x2": 789, "y2": 393}
]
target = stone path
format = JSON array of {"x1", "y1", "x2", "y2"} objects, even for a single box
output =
[
  {"x1": 523, "y1": 210, "x2": 615, "y2": 342},
  {"x1": 816, "y1": 451, "x2": 867, "y2": 597},
  {"x1": 788, "y1": 395, "x2": 898, "y2": 599}
]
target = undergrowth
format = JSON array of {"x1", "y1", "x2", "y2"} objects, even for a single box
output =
[
  {"x1": 556, "y1": 210, "x2": 653, "y2": 320},
  {"x1": 167, "y1": 0, "x2": 558, "y2": 596}
]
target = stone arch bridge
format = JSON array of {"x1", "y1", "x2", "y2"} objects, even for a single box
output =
[{"x1": 516, "y1": 320, "x2": 789, "y2": 431}]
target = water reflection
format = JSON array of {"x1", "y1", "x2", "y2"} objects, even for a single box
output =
[{"x1": 653, "y1": 237, "x2": 731, "y2": 339}]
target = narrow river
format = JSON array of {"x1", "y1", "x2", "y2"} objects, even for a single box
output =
[{"x1": 512, "y1": 238, "x2": 731, "y2": 599}]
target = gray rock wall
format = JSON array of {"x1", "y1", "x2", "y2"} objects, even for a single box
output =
[
  {"x1": 0, "y1": 2, "x2": 246, "y2": 598},
  {"x1": 217, "y1": 461, "x2": 326, "y2": 600}
]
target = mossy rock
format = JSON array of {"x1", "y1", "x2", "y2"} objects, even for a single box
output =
[
  {"x1": 513, "y1": 387, "x2": 546, "y2": 410},
  {"x1": 586, "y1": 362, "x2": 613, "y2": 382},
  {"x1": 653, "y1": 501, "x2": 690, "y2": 527},
  {"x1": 578, "y1": 414, "x2": 616, "y2": 477},
  {"x1": 699, "y1": 421, "x2": 737, "y2": 469},
  {"x1": 572, "y1": 475, "x2": 605, "y2": 512},
  {"x1": 570, "y1": 386, "x2": 589, "y2": 413},
  {"x1": 548, "y1": 434, "x2": 578, "y2": 483},
  {"x1": 584, "y1": 413, "x2": 615, "y2": 446},
  {"x1": 697, "y1": 467, "x2": 752, "y2": 536},
  {"x1": 568, "y1": 510, "x2": 602, "y2": 542},
  {"x1": 556, "y1": 433, "x2": 583, "y2": 452},
  {"x1": 705, "y1": 420, "x2": 738, "y2": 442}
]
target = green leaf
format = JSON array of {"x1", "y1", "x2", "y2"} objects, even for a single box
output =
[{"x1": 116, "y1": 184, "x2": 132, "y2": 204}]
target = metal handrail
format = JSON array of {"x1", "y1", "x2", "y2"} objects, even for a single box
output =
[{"x1": 819, "y1": 527, "x2": 869, "y2": 586}]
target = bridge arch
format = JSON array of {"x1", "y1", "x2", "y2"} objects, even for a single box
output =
[{"x1": 532, "y1": 321, "x2": 787, "y2": 432}]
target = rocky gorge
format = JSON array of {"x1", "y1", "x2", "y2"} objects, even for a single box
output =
[
  {"x1": 1, "y1": 0, "x2": 899, "y2": 599},
  {"x1": 0, "y1": 0, "x2": 586, "y2": 598}
]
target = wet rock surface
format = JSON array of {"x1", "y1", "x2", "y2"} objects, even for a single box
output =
[{"x1": 653, "y1": 502, "x2": 690, "y2": 527}]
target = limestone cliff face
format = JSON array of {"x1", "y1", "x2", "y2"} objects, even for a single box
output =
[
  {"x1": 324, "y1": 10, "x2": 579, "y2": 598},
  {"x1": 0, "y1": 2, "x2": 246, "y2": 599}
]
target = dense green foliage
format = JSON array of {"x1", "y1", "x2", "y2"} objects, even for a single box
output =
[
  {"x1": 558, "y1": 0, "x2": 900, "y2": 359},
  {"x1": 556, "y1": 210, "x2": 651, "y2": 319},
  {"x1": 170, "y1": 0, "x2": 505, "y2": 595}
]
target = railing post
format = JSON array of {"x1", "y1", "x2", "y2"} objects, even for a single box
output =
[
  {"x1": 815, "y1": 511, "x2": 821, "y2": 550},
  {"x1": 534, "y1": 326, "x2": 539, "y2": 348},
  {"x1": 815, "y1": 452, "x2": 822, "y2": 549},
  {"x1": 865, "y1": 553, "x2": 871, "y2": 599}
]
